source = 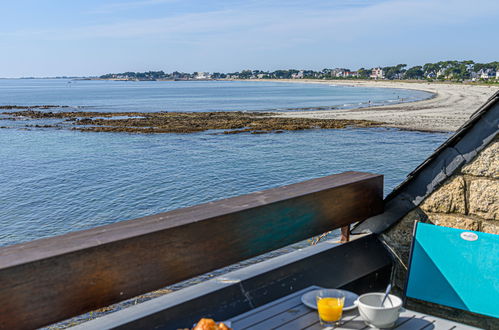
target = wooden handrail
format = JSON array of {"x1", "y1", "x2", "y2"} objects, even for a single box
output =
[{"x1": 0, "y1": 171, "x2": 382, "y2": 329}]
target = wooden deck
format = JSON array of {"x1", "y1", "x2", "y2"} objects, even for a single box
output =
[{"x1": 228, "y1": 287, "x2": 479, "y2": 330}]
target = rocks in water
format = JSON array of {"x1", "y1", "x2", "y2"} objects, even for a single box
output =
[{"x1": 4, "y1": 110, "x2": 381, "y2": 134}]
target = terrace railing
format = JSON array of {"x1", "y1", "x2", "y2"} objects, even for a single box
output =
[{"x1": 0, "y1": 171, "x2": 383, "y2": 329}]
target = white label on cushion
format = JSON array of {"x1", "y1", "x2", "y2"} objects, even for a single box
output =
[{"x1": 460, "y1": 232, "x2": 478, "y2": 241}]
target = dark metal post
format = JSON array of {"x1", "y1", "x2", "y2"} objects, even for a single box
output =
[{"x1": 340, "y1": 225, "x2": 350, "y2": 242}]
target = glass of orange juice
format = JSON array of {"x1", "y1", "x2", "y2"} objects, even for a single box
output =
[{"x1": 316, "y1": 289, "x2": 345, "y2": 326}]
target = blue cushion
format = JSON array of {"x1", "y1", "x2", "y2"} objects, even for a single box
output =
[{"x1": 406, "y1": 222, "x2": 499, "y2": 318}]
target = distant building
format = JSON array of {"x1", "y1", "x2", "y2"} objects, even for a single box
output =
[
  {"x1": 478, "y1": 69, "x2": 496, "y2": 79},
  {"x1": 339, "y1": 71, "x2": 358, "y2": 78},
  {"x1": 425, "y1": 71, "x2": 437, "y2": 79},
  {"x1": 330, "y1": 68, "x2": 355, "y2": 78},
  {"x1": 496, "y1": 71, "x2": 499, "y2": 79},
  {"x1": 331, "y1": 68, "x2": 342, "y2": 78},
  {"x1": 436, "y1": 69, "x2": 446, "y2": 78},
  {"x1": 195, "y1": 72, "x2": 211, "y2": 80},
  {"x1": 370, "y1": 67, "x2": 384, "y2": 79},
  {"x1": 291, "y1": 70, "x2": 304, "y2": 79}
]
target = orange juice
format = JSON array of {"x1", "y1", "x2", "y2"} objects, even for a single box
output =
[{"x1": 317, "y1": 297, "x2": 344, "y2": 322}]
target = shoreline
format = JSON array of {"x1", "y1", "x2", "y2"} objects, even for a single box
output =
[{"x1": 250, "y1": 79, "x2": 498, "y2": 132}]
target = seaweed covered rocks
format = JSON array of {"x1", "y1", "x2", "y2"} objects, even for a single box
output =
[{"x1": 3, "y1": 110, "x2": 380, "y2": 134}]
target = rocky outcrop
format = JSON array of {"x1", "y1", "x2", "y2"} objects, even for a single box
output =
[{"x1": 3, "y1": 110, "x2": 380, "y2": 134}]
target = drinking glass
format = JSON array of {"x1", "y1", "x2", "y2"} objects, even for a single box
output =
[{"x1": 316, "y1": 289, "x2": 345, "y2": 326}]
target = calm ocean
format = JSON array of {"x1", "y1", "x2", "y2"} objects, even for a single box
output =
[{"x1": 0, "y1": 79, "x2": 447, "y2": 246}]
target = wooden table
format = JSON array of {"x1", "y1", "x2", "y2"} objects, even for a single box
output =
[{"x1": 228, "y1": 286, "x2": 478, "y2": 329}]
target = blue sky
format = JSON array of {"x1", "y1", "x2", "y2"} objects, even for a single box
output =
[{"x1": 1, "y1": 0, "x2": 498, "y2": 77}]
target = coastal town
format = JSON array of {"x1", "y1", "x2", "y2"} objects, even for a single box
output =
[{"x1": 99, "y1": 60, "x2": 499, "y2": 83}]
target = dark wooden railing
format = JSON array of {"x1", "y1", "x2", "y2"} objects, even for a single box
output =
[{"x1": 0, "y1": 171, "x2": 382, "y2": 329}]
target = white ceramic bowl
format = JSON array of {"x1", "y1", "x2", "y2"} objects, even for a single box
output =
[{"x1": 357, "y1": 293, "x2": 402, "y2": 328}]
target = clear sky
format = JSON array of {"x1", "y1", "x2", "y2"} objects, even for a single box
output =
[{"x1": 1, "y1": 0, "x2": 498, "y2": 77}]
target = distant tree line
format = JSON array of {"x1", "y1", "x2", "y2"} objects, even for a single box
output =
[{"x1": 99, "y1": 60, "x2": 499, "y2": 82}]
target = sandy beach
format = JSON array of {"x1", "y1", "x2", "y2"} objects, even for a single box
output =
[{"x1": 271, "y1": 80, "x2": 498, "y2": 132}]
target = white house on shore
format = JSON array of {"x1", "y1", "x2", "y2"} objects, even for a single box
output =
[
  {"x1": 436, "y1": 69, "x2": 446, "y2": 78},
  {"x1": 330, "y1": 68, "x2": 342, "y2": 78},
  {"x1": 195, "y1": 72, "x2": 211, "y2": 79},
  {"x1": 291, "y1": 70, "x2": 304, "y2": 79},
  {"x1": 345, "y1": 71, "x2": 359, "y2": 78},
  {"x1": 370, "y1": 67, "x2": 384, "y2": 79},
  {"x1": 478, "y1": 69, "x2": 496, "y2": 79}
]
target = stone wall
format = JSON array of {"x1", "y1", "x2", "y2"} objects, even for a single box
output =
[{"x1": 382, "y1": 135, "x2": 498, "y2": 291}]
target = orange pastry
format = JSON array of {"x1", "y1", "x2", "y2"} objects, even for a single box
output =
[{"x1": 192, "y1": 318, "x2": 232, "y2": 330}]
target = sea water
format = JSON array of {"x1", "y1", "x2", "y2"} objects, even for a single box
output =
[
  {"x1": 0, "y1": 79, "x2": 447, "y2": 246},
  {"x1": 0, "y1": 79, "x2": 430, "y2": 112}
]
